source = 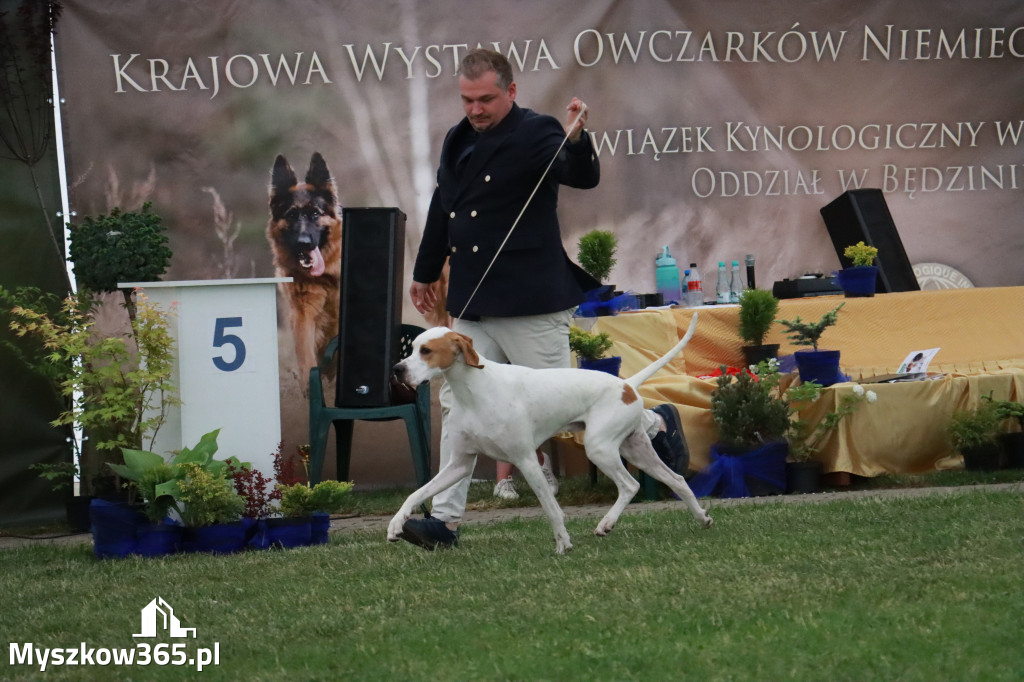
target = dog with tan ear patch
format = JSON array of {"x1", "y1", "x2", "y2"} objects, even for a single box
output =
[{"x1": 389, "y1": 317, "x2": 711, "y2": 555}]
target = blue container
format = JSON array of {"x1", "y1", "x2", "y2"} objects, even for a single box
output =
[
  {"x1": 183, "y1": 522, "x2": 247, "y2": 554},
  {"x1": 135, "y1": 521, "x2": 182, "y2": 557},
  {"x1": 266, "y1": 517, "x2": 312, "y2": 549},
  {"x1": 835, "y1": 265, "x2": 877, "y2": 297},
  {"x1": 90, "y1": 499, "x2": 145, "y2": 559},
  {"x1": 689, "y1": 441, "x2": 789, "y2": 499},
  {"x1": 794, "y1": 349, "x2": 843, "y2": 387},
  {"x1": 579, "y1": 356, "x2": 622, "y2": 377},
  {"x1": 310, "y1": 512, "x2": 331, "y2": 545}
]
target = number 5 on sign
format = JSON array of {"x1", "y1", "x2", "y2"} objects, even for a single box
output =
[{"x1": 212, "y1": 317, "x2": 247, "y2": 371}]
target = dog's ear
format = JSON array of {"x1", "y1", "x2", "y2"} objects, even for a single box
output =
[
  {"x1": 450, "y1": 332, "x2": 482, "y2": 369},
  {"x1": 269, "y1": 155, "x2": 297, "y2": 217},
  {"x1": 306, "y1": 152, "x2": 336, "y2": 198}
]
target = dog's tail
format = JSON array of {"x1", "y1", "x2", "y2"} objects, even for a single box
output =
[{"x1": 624, "y1": 313, "x2": 698, "y2": 390}]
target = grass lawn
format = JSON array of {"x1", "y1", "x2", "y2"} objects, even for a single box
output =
[{"x1": 1, "y1": 484, "x2": 1021, "y2": 681}]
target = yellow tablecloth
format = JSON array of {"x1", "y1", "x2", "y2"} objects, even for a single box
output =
[{"x1": 586, "y1": 286, "x2": 1024, "y2": 476}]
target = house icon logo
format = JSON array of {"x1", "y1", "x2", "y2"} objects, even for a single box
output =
[{"x1": 134, "y1": 597, "x2": 197, "y2": 638}]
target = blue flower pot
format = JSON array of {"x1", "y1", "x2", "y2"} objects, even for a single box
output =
[
  {"x1": 183, "y1": 522, "x2": 247, "y2": 554},
  {"x1": 310, "y1": 512, "x2": 331, "y2": 545},
  {"x1": 835, "y1": 265, "x2": 877, "y2": 297},
  {"x1": 689, "y1": 441, "x2": 788, "y2": 499},
  {"x1": 794, "y1": 349, "x2": 842, "y2": 387},
  {"x1": 90, "y1": 499, "x2": 146, "y2": 559},
  {"x1": 135, "y1": 521, "x2": 182, "y2": 557},
  {"x1": 266, "y1": 517, "x2": 312, "y2": 549},
  {"x1": 579, "y1": 356, "x2": 622, "y2": 376}
]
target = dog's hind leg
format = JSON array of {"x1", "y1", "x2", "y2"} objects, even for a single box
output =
[
  {"x1": 516, "y1": 456, "x2": 573, "y2": 554},
  {"x1": 584, "y1": 438, "x2": 642, "y2": 537},
  {"x1": 387, "y1": 452, "x2": 475, "y2": 542},
  {"x1": 620, "y1": 430, "x2": 713, "y2": 529}
]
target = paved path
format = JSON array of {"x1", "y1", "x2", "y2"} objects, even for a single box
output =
[{"x1": 3, "y1": 482, "x2": 1020, "y2": 550}]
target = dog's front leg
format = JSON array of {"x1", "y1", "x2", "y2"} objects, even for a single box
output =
[
  {"x1": 517, "y1": 457, "x2": 572, "y2": 554},
  {"x1": 386, "y1": 452, "x2": 475, "y2": 542}
]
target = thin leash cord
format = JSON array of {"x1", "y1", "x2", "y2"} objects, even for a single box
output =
[{"x1": 456, "y1": 104, "x2": 588, "y2": 320}]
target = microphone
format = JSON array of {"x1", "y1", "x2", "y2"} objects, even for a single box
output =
[{"x1": 745, "y1": 254, "x2": 756, "y2": 289}]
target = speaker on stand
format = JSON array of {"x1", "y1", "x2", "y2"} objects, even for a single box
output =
[
  {"x1": 820, "y1": 189, "x2": 920, "y2": 293},
  {"x1": 336, "y1": 207, "x2": 406, "y2": 407}
]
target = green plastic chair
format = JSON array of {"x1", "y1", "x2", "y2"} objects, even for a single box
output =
[{"x1": 308, "y1": 324, "x2": 431, "y2": 488}]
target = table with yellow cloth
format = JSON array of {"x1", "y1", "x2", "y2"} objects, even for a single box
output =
[{"x1": 578, "y1": 286, "x2": 1024, "y2": 477}]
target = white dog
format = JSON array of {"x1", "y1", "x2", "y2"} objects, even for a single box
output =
[{"x1": 387, "y1": 315, "x2": 712, "y2": 554}]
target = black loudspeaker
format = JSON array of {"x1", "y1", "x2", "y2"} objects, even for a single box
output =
[
  {"x1": 337, "y1": 207, "x2": 406, "y2": 407},
  {"x1": 820, "y1": 189, "x2": 920, "y2": 293}
]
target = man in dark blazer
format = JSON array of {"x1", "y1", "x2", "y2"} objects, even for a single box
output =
[{"x1": 401, "y1": 49, "x2": 689, "y2": 550}]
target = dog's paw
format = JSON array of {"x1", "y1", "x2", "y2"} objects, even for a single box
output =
[
  {"x1": 386, "y1": 515, "x2": 406, "y2": 542},
  {"x1": 555, "y1": 538, "x2": 573, "y2": 555},
  {"x1": 701, "y1": 515, "x2": 714, "y2": 530},
  {"x1": 594, "y1": 518, "x2": 616, "y2": 536}
]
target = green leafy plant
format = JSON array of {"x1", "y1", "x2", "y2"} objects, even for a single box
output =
[
  {"x1": 947, "y1": 399, "x2": 1003, "y2": 452},
  {"x1": 66, "y1": 202, "x2": 172, "y2": 322},
  {"x1": 577, "y1": 229, "x2": 618, "y2": 283},
  {"x1": 109, "y1": 429, "x2": 245, "y2": 523},
  {"x1": 777, "y1": 302, "x2": 845, "y2": 351},
  {"x1": 710, "y1": 364, "x2": 791, "y2": 450},
  {"x1": 10, "y1": 291, "x2": 179, "y2": 456},
  {"x1": 737, "y1": 288, "x2": 779, "y2": 347},
  {"x1": 176, "y1": 462, "x2": 245, "y2": 527},
  {"x1": 277, "y1": 480, "x2": 354, "y2": 518},
  {"x1": 27, "y1": 460, "x2": 78, "y2": 493},
  {"x1": 568, "y1": 325, "x2": 614, "y2": 362},
  {"x1": 843, "y1": 241, "x2": 879, "y2": 267},
  {"x1": 986, "y1": 396, "x2": 1024, "y2": 431},
  {"x1": 711, "y1": 359, "x2": 876, "y2": 461}
]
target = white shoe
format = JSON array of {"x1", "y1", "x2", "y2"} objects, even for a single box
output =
[
  {"x1": 540, "y1": 453, "x2": 559, "y2": 496},
  {"x1": 493, "y1": 476, "x2": 519, "y2": 500}
]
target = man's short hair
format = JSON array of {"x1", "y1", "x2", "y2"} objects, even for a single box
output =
[{"x1": 458, "y1": 48, "x2": 513, "y2": 90}]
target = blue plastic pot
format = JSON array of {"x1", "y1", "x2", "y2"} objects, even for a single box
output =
[
  {"x1": 689, "y1": 441, "x2": 789, "y2": 499},
  {"x1": 310, "y1": 512, "x2": 331, "y2": 545},
  {"x1": 835, "y1": 265, "x2": 877, "y2": 297},
  {"x1": 90, "y1": 499, "x2": 145, "y2": 559},
  {"x1": 794, "y1": 349, "x2": 842, "y2": 387},
  {"x1": 183, "y1": 522, "x2": 247, "y2": 554},
  {"x1": 135, "y1": 521, "x2": 182, "y2": 557},
  {"x1": 266, "y1": 517, "x2": 312, "y2": 549},
  {"x1": 579, "y1": 356, "x2": 622, "y2": 376}
]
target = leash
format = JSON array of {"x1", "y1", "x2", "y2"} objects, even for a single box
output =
[{"x1": 457, "y1": 103, "x2": 589, "y2": 320}]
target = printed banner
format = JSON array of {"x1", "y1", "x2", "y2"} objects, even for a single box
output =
[{"x1": 55, "y1": 0, "x2": 1024, "y2": 474}]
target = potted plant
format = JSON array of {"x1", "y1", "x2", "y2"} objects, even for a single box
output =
[
  {"x1": 785, "y1": 381, "x2": 877, "y2": 493},
  {"x1": 176, "y1": 462, "x2": 247, "y2": 553},
  {"x1": 836, "y1": 241, "x2": 879, "y2": 297},
  {"x1": 694, "y1": 362, "x2": 791, "y2": 498},
  {"x1": 10, "y1": 291, "x2": 179, "y2": 504},
  {"x1": 777, "y1": 302, "x2": 845, "y2": 387},
  {"x1": 692, "y1": 359, "x2": 877, "y2": 497},
  {"x1": 106, "y1": 429, "x2": 245, "y2": 557},
  {"x1": 569, "y1": 325, "x2": 620, "y2": 376},
  {"x1": 275, "y1": 479, "x2": 354, "y2": 547},
  {"x1": 990, "y1": 398, "x2": 1024, "y2": 469},
  {"x1": 736, "y1": 288, "x2": 779, "y2": 367},
  {"x1": 947, "y1": 399, "x2": 1004, "y2": 471}
]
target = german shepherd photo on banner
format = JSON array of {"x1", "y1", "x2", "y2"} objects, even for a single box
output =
[{"x1": 267, "y1": 152, "x2": 342, "y2": 374}]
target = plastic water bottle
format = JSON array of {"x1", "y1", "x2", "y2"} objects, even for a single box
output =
[
  {"x1": 716, "y1": 261, "x2": 730, "y2": 304},
  {"x1": 686, "y1": 263, "x2": 703, "y2": 307},
  {"x1": 729, "y1": 260, "x2": 743, "y2": 303},
  {"x1": 655, "y1": 246, "x2": 681, "y2": 305},
  {"x1": 682, "y1": 268, "x2": 690, "y2": 299}
]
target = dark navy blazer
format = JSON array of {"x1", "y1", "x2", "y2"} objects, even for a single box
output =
[{"x1": 412, "y1": 103, "x2": 601, "y2": 319}]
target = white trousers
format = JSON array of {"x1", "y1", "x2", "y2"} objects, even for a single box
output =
[{"x1": 430, "y1": 310, "x2": 660, "y2": 523}]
